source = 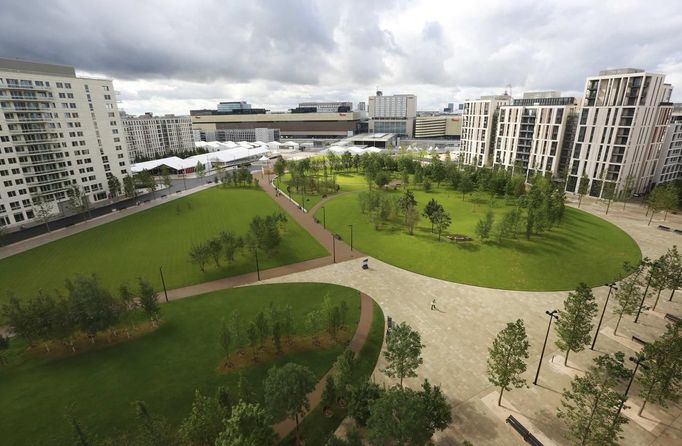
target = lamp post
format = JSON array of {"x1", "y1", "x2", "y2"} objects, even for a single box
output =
[
  {"x1": 635, "y1": 260, "x2": 657, "y2": 323},
  {"x1": 332, "y1": 233, "x2": 336, "y2": 263},
  {"x1": 614, "y1": 354, "x2": 647, "y2": 419},
  {"x1": 254, "y1": 247, "x2": 260, "y2": 281},
  {"x1": 321, "y1": 206, "x2": 326, "y2": 229},
  {"x1": 534, "y1": 310, "x2": 559, "y2": 385},
  {"x1": 348, "y1": 224, "x2": 353, "y2": 251},
  {"x1": 591, "y1": 282, "x2": 618, "y2": 350},
  {"x1": 159, "y1": 266, "x2": 169, "y2": 303}
]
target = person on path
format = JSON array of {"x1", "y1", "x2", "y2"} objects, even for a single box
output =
[{"x1": 431, "y1": 298, "x2": 436, "y2": 310}]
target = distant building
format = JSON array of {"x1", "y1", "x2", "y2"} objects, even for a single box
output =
[
  {"x1": 461, "y1": 95, "x2": 512, "y2": 166},
  {"x1": 368, "y1": 92, "x2": 417, "y2": 137},
  {"x1": 0, "y1": 57, "x2": 130, "y2": 228},
  {"x1": 217, "y1": 101, "x2": 251, "y2": 112},
  {"x1": 655, "y1": 105, "x2": 682, "y2": 184},
  {"x1": 494, "y1": 94, "x2": 578, "y2": 177},
  {"x1": 443, "y1": 102, "x2": 455, "y2": 113},
  {"x1": 122, "y1": 113, "x2": 193, "y2": 161},
  {"x1": 357, "y1": 101, "x2": 366, "y2": 111},
  {"x1": 414, "y1": 115, "x2": 461, "y2": 139},
  {"x1": 193, "y1": 127, "x2": 279, "y2": 143},
  {"x1": 297, "y1": 101, "x2": 352, "y2": 113},
  {"x1": 565, "y1": 69, "x2": 673, "y2": 197}
]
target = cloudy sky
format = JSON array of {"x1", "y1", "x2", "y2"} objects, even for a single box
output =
[{"x1": 2, "y1": 0, "x2": 681, "y2": 115}]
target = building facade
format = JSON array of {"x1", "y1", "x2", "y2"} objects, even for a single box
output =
[
  {"x1": 494, "y1": 94, "x2": 578, "y2": 177},
  {"x1": 193, "y1": 127, "x2": 280, "y2": 143},
  {"x1": 654, "y1": 105, "x2": 682, "y2": 184},
  {"x1": 217, "y1": 101, "x2": 251, "y2": 112},
  {"x1": 122, "y1": 113, "x2": 193, "y2": 161},
  {"x1": 414, "y1": 115, "x2": 461, "y2": 139},
  {"x1": 565, "y1": 69, "x2": 673, "y2": 197},
  {"x1": 297, "y1": 101, "x2": 352, "y2": 112},
  {"x1": 367, "y1": 92, "x2": 417, "y2": 137},
  {"x1": 461, "y1": 95, "x2": 511, "y2": 166},
  {"x1": 0, "y1": 58, "x2": 130, "y2": 229}
]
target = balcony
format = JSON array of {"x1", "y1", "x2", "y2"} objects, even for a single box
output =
[{"x1": 0, "y1": 83, "x2": 51, "y2": 92}]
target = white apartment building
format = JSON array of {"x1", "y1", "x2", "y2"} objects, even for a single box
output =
[
  {"x1": 368, "y1": 92, "x2": 417, "y2": 137},
  {"x1": 122, "y1": 112, "x2": 193, "y2": 161},
  {"x1": 0, "y1": 58, "x2": 130, "y2": 228},
  {"x1": 565, "y1": 69, "x2": 673, "y2": 197},
  {"x1": 461, "y1": 95, "x2": 511, "y2": 166},
  {"x1": 655, "y1": 105, "x2": 682, "y2": 184},
  {"x1": 494, "y1": 93, "x2": 578, "y2": 177},
  {"x1": 298, "y1": 101, "x2": 352, "y2": 112}
]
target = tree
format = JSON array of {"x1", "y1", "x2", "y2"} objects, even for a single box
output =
[
  {"x1": 160, "y1": 165, "x2": 172, "y2": 189},
  {"x1": 621, "y1": 174, "x2": 636, "y2": 210},
  {"x1": 189, "y1": 243, "x2": 210, "y2": 272},
  {"x1": 195, "y1": 161, "x2": 206, "y2": 177},
  {"x1": 321, "y1": 374, "x2": 337, "y2": 411},
  {"x1": 432, "y1": 207, "x2": 452, "y2": 241},
  {"x1": 333, "y1": 348, "x2": 355, "y2": 402},
  {"x1": 272, "y1": 320, "x2": 282, "y2": 354},
  {"x1": 220, "y1": 318, "x2": 232, "y2": 360},
  {"x1": 636, "y1": 322, "x2": 682, "y2": 416},
  {"x1": 67, "y1": 184, "x2": 91, "y2": 220},
  {"x1": 557, "y1": 353, "x2": 630, "y2": 446},
  {"x1": 32, "y1": 194, "x2": 54, "y2": 231},
  {"x1": 348, "y1": 380, "x2": 383, "y2": 426},
  {"x1": 137, "y1": 277, "x2": 160, "y2": 324},
  {"x1": 665, "y1": 246, "x2": 682, "y2": 301},
  {"x1": 495, "y1": 208, "x2": 521, "y2": 242},
  {"x1": 420, "y1": 379, "x2": 452, "y2": 434},
  {"x1": 107, "y1": 175, "x2": 122, "y2": 198},
  {"x1": 577, "y1": 174, "x2": 590, "y2": 208},
  {"x1": 274, "y1": 158, "x2": 286, "y2": 187},
  {"x1": 382, "y1": 321, "x2": 424, "y2": 387},
  {"x1": 486, "y1": 319, "x2": 530, "y2": 405},
  {"x1": 247, "y1": 321, "x2": 258, "y2": 360},
  {"x1": 475, "y1": 210, "x2": 495, "y2": 241},
  {"x1": 646, "y1": 185, "x2": 667, "y2": 225},
  {"x1": 0, "y1": 225, "x2": 7, "y2": 247},
  {"x1": 131, "y1": 401, "x2": 180, "y2": 446},
  {"x1": 255, "y1": 310, "x2": 269, "y2": 346},
  {"x1": 460, "y1": 174, "x2": 474, "y2": 199},
  {"x1": 612, "y1": 267, "x2": 643, "y2": 335},
  {"x1": 123, "y1": 174, "x2": 137, "y2": 198},
  {"x1": 423, "y1": 198, "x2": 443, "y2": 233},
  {"x1": 229, "y1": 310, "x2": 244, "y2": 348},
  {"x1": 555, "y1": 283, "x2": 598, "y2": 366},
  {"x1": 220, "y1": 231, "x2": 243, "y2": 264},
  {"x1": 179, "y1": 390, "x2": 228, "y2": 446},
  {"x1": 66, "y1": 274, "x2": 121, "y2": 342},
  {"x1": 215, "y1": 401, "x2": 277, "y2": 446},
  {"x1": 404, "y1": 205, "x2": 420, "y2": 235},
  {"x1": 602, "y1": 181, "x2": 617, "y2": 214},
  {"x1": 264, "y1": 363, "x2": 317, "y2": 445},
  {"x1": 137, "y1": 170, "x2": 157, "y2": 198}
]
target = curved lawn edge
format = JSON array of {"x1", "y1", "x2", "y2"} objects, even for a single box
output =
[
  {"x1": 280, "y1": 297, "x2": 385, "y2": 445},
  {"x1": 316, "y1": 192, "x2": 642, "y2": 292}
]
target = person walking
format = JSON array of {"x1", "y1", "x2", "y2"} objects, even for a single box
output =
[{"x1": 431, "y1": 298, "x2": 436, "y2": 310}]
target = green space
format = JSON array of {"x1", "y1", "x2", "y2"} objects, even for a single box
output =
[
  {"x1": 277, "y1": 171, "x2": 368, "y2": 211},
  {"x1": 0, "y1": 283, "x2": 366, "y2": 444},
  {"x1": 316, "y1": 187, "x2": 641, "y2": 291},
  {"x1": 0, "y1": 187, "x2": 327, "y2": 305}
]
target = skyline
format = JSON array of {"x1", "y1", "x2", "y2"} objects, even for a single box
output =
[{"x1": 1, "y1": 0, "x2": 681, "y2": 115}]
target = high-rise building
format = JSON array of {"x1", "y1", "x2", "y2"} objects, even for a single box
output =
[
  {"x1": 122, "y1": 112, "x2": 193, "y2": 161},
  {"x1": 565, "y1": 69, "x2": 673, "y2": 197},
  {"x1": 367, "y1": 92, "x2": 417, "y2": 137},
  {"x1": 0, "y1": 58, "x2": 130, "y2": 229},
  {"x1": 494, "y1": 93, "x2": 578, "y2": 177},
  {"x1": 217, "y1": 101, "x2": 251, "y2": 112},
  {"x1": 654, "y1": 104, "x2": 682, "y2": 185},
  {"x1": 297, "y1": 101, "x2": 352, "y2": 113},
  {"x1": 461, "y1": 95, "x2": 511, "y2": 166}
]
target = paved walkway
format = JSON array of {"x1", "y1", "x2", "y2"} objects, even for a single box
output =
[
  {"x1": 273, "y1": 292, "x2": 374, "y2": 440},
  {"x1": 262, "y1": 195, "x2": 682, "y2": 446}
]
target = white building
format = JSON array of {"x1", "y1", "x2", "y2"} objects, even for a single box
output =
[
  {"x1": 461, "y1": 95, "x2": 511, "y2": 167},
  {"x1": 494, "y1": 94, "x2": 578, "y2": 177},
  {"x1": 122, "y1": 112, "x2": 193, "y2": 161},
  {"x1": 655, "y1": 105, "x2": 682, "y2": 184},
  {"x1": 368, "y1": 92, "x2": 417, "y2": 137},
  {"x1": 0, "y1": 58, "x2": 130, "y2": 228},
  {"x1": 565, "y1": 69, "x2": 673, "y2": 197}
]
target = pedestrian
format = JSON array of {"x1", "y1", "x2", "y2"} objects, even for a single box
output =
[{"x1": 430, "y1": 299, "x2": 436, "y2": 310}]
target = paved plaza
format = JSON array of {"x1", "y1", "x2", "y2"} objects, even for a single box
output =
[{"x1": 261, "y1": 197, "x2": 682, "y2": 445}]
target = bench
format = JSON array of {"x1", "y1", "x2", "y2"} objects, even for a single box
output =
[
  {"x1": 675, "y1": 229, "x2": 682, "y2": 235},
  {"x1": 447, "y1": 235, "x2": 473, "y2": 242},
  {"x1": 665, "y1": 313, "x2": 681, "y2": 324},
  {"x1": 658, "y1": 225, "x2": 671, "y2": 231},
  {"x1": 631, "y1": 335, "x2": 649, "y2": 346},
  {"x1": 334, "y1": 234, "x2": 342, "y2": 240},
  {"x1": 506, "y1": 415, "x2": 544, "y2": 446}
]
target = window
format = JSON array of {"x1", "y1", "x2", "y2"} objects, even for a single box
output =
[
  {"x1": 104, "y1": 94, "x2": 111, "y2": 100},
  {"x1": 56, "y1": 82, "x2": 63, "y2": 88},
  {"x1": 64, "y1": 83, "x2": 71, "y2": 89}
]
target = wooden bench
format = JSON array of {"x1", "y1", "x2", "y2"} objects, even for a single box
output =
[
  {"x1": 664, "y1": 313, "x2": 681, "y2": 324},
  {"x1": 658, "y1": 225, "x2": 671, "y2": 231},
  {"x1": 631, "y1": 335, "x2": 649, "y2": 346},
  {"x1": 505, "y1": 415, "x2": 544, "y2": 446}
]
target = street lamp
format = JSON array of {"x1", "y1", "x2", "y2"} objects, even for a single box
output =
[
  {"x1": 348, "y1": 224, "x2": 353, "y2": 251},
  {"x1": 614, "y1": 354, "x2": 647, "y2": 418},
  {"x1": 332, "y1": 233, "x2": 336, "y2": 263},
  {"x1": 534, "y1": 309, "x2": 559, "y2": 385},
  {"x1": 591, "y1": 282, "x2": 618, "y2": 350},
  {"x1": 321, "y1": 206, "x2": 326, "y2": 229},
  {"x1": 635, "y1": 260, "x2": 658, "y2": 323},
  {"x1": 254, "y1": 247, "x2": 260, "y2": 281},
  {"x1": 159, "y1": 266, "x2": 169, "y2": 303}
]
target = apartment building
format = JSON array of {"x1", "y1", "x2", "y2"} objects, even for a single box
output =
[
  {"x1": 461, "y1": 95, "x2": 511, "y2": 167},
  {"x1": 0, "y1": 58, "x2": 130, "y2": 228},
  {"x1": 655, "y1": 105, "x2": 682, "y2": 184},
  {"x1": 367, "y1": 92, "x2": 417, "y2": 137},
  {"x1": 565, "y1": 69, "x2": 673, "y2": 197},
  {"x1": 494, "y1": 92, "x2": 578, "y2": 177},
  {"x1": 122, "y1": 112, "x2": 193, "y2": 161}
]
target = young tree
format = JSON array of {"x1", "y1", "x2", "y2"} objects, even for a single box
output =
[
  {"x1": 215, "y1": 401, "x2": 277, "y2": 446},
  {"x1": 555, "y1": 283, "x2": 598, "y2": 366},
  {"x1": 123, "y1": 174, "x2": 137, "y2": 198},
  {"x1": 475, "y1": 210, "x2": 495, "y2": 241},
  {"x1": 195, "y1": 161, "x2": 206, "y2": 177},
  {"x1": 487, "y1": 319, "x2": 530, "y2": 405},
  {"x1": 272, "y1": 320, "x2": 282, "y2": 354},
  {"x1": 247, "y1": 321, "x2": 258, "y2": 360},
  {"x1": 665, "y1": 246, "x2": 682, "y2": 301},
  {"x1": 621, "y1": 174, "x2": 636, "y2": 210},
  {"x1": 137, "y1": 170, "x2": 158, "y2": 198},
  {"x1": 423, "y1": 198, "x2": 443, "y2": 233},
  {"x1": 31, "y1": 194, "x2": 55, "y2": 231},
  {"x1": 67, "y1": 184, "x2": 91, "y2": 220},
  {"x1": 229, "y1": 310, "x2": 243, "y2": 348},
  {"x1": 636, "y1": 322, "x2": 682, "y2": 416},
  {"x1": 577, "y1": 174, "x2": 590, "y2": 208},
  {"x1": 333, "y1": 348, "x2": 355, "y2": 402},
  {"x1": 348, "y1": 380, "x2": 383, "y2": 426},
  {"x1": 612, "y1": 268, "x2": 643, "y2": 335},
  {"x1": 419, "y1": 378, "x2": 452, "y2": 434},
  {"x1": 432, "y1": 207, "x2": 452, "y2": 241},
  {"x1": 557, "y1": 353, "x2": 631, "y2": 446},
  {"x1": 404, "y1": 205, "x2": 420, "y2": 235},
  {"x1": 66, "y1": 274, "x2": 121, "y2": 342},
  {"x1": 220, "y1": 318, "x2": 232, "y2": 360},
  {"x1": 179, "y1": 390, "x2": 228, "y2": 446},
  {"x1": 321, "y1": 374, "x2": 337, "y2": 411},
  {"x1": 160, "y1": 165, "x2": 172, "y2": 189},
  {"x1": 602, "y1": 181, "x2": 617, "y2": 214},
  {"x1": 382, "y1": 321, "x2": 424, "y2": 387},
  {"x1": 137, "y1": 277, "x2": 160, "y2": 324},
  {"x1": 460, "y1": 174, "x2": 474, "y2": 200},
  {"x1": 495, "y1": 208, "x2": 521, "y2": 242},
  {"x1": 189, "y1": 243, "x2": 210, "y2": 272},
  {"x1": 264, "y1": 363, "x2": 317, "y2": 445},
  {"x1": 273, "y1": 158, "x2": 286, "y2": 187},
  {"x1": 255, "y1": 310, "x2": 269, "y2": 346},
  {"x1": 107, "y1": 175, "x2": 122, "y2": 198},
  {"x1": 220, "y1": 231, "x2": 243, "y2": 264}
]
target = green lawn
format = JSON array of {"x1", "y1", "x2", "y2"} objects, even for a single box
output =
[
  {"x1": 316, "y1": 188, "x2": 641, "y2": 291},
  {"x1": 0, "y1": 283, "x2": 362, "y2": 445},
  {"x1": 0, "y1": 187, "x2": 327, "y2": 306},
  {"x1": 277, "y1": 172, "x2": 368, "y2": 211}
]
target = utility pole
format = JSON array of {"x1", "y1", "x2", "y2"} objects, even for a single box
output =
[{"x1": 534, "y1": 310, "x2": 559, "y2": 385}]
